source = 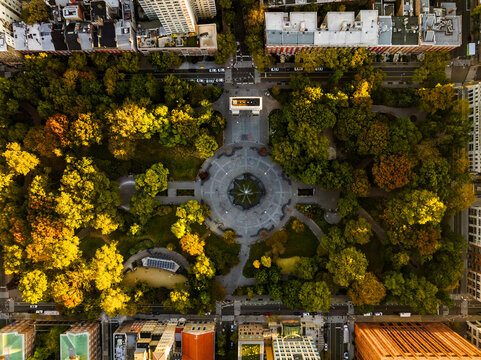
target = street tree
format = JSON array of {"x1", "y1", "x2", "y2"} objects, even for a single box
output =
[{"x1": 327, "y1": 247, "x2": 368, "y2": 287}]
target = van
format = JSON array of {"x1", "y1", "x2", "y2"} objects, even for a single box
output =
[{"x1": 399, "y1": 312, "x2": 411, "y2": 317}]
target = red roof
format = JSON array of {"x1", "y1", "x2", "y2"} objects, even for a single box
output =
[{"x1": 181, "y1": 332, "x2": 214, "y2": 360}]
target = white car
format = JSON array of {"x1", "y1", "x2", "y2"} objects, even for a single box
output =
[
  {"x1": 270, "y1": 67, "x2": 280, "y2": 72},
  {"x1": 374, "y1": 312, "x2": 383, "y2": 316},
  {"x1": 363, "y1": 312, "x2": 372, "y2": 316},
  {"x1": 315, "y1": 67, "x2": 324, "y2": 71},
  {"x1": 323, "y1": 343, "x2": 328, "y2": 351},
  {"x1": 209, "y1": 68, "x2": 217, "y2": 72},
  {"x1": 35, "y1": 310, "x2": 43, "y2": 314},
  {"x1": 218, "y1": 68, "x2": 225, "y2": 72},
  {"x1": 294, "y1": 67, "x2": 304, "y2": 71},
  {"x1": 30, "y1": 304, "x2": 38, "y2": 309}
]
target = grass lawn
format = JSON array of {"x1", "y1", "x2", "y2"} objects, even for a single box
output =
[
  {"x1": 135, "y1": 140, "x2": 203, "y2": 181},
  {"x1": 80, "y1": 235, "x2": 105, "y2": 259},
  {"x1": 276, "y1": 256, "x2": 300, "y2": 274},
  {"x1": 283, "y1": 219, "x2": 319, "y2": 257},
  {"x1": 123, "y1": 267, "x2": 187, "y2": 289},
  {"x1": 243, "y1": 219, "x2": 319, "y2": 277}
]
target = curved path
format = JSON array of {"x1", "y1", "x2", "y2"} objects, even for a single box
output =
[
  {"x1": 291, "y1": 209, "x2": 324, "y2": 241},
  {"x1": 357, "y1": 206, "x2": 387, "y2": 241},
  {"x1": 371, "y1": 105, "x2": 427, "y2": 122}
]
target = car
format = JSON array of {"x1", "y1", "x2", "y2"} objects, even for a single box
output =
[
  {"x1": 218, "y1": 68, "x2": 225, "y2": 72},
  {"x1": 374, "y1": 312, "x2": 383, "y2": 316},
  {"x1": 294, "y1": 67, "x2": 304, "y2": 71},
  {"x1": 293, "y1": 312, "x2": 302, "y2": 316},
  {"x1": 263, "y1": 312, "x2": 272, "y2": 316},
  {"x1": 344, "y1": 351, "x2": 349, "y2": 359},
  {"x1": 216, "y1": 78, "x2": 224, "y2": 83},
  {"x1": 323, "y1": 343, "x2": 328, "y2": 351},
  {"x1": 343, "y1": 324, "x2": 348, "y2": 330},
  {"x1": 264, "y1": 90, "x2": 271, "y2": 96},
  {"x1": 30, "y1": 304, "x2": 38, "y2": 308},
  {"x1": 196, "y1": 78, "x2": 204, "y2": 83},
  {"x1": 209, "y1": 68, "x2": 217, "y2": 72},
  {"x1": 206, "y1": 79, "x2": 215, "y2": 83},
  {"x1": 270, "y1": 67, "x2": 280, "y2": 72},
  {"x1": 315, "y1": 67, "x2": 324, "y2": 71},
  {"x1": 35, "y1": 310, "x2": 44, "y2": 314},
  {"x1": 363, "y1": 312, "x2": 372, "y2": 316}
]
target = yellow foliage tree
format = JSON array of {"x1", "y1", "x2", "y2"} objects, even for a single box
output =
[
  {"x1": 101, "y1": 287, "x2": 131, "y2": 317},
  {"x1": 253, "y1": 260, "x2": 261, "y2": 269},
  {"x1": 19, "y1": 269, "x2": 48, "y2": 304},
  {"x1": 193, "y1": 254, "x2": 215, "y2": 280},
  {"x1": 260, "y1": 256, "x2": 272, "y2": 268},
  {"x1": 51, "y1": 269, "x2": 87, "y2": 309},
  {"x1": 90, "y1": 242, "x2": 124, "y2": 291},
  {"x1": 180, "y1": 232, "x2": 205, "y2": 256},
  {"x1": 3, "y1": 142, "x2": 39, "y2": 176}
]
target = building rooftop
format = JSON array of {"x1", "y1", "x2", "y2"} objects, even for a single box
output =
[{"x1": 355, "y1": 322, "x2": 481, "y2": 359}]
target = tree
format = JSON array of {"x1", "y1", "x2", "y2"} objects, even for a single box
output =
[
  {"x1": 149, "y1": 52, "x2": 182, "y2": 72},
  {"x1": 323, "y1": 226, "x2": 346, "y2": 254},
  {"x1": 135, "y1": 162, "x2": 169, "y2": 197},
  {"x1": 193, "y1": 254, "x2": 215, "y2": 280},
  {"x1": 266, "y1": 230, "x2": 287, "y2": 258},
  {"x1": 446, "y1": 183, "x2": 476, "y2": 214},
  {"x1": 68, "y1": 53, "x2": 88, "y2": 71},
  {"x1": 195, "y1": 133, "x2": 218, "y2": 159},
  {"x1": 415, "y1": 225, "x2": 441, "y2": 255},
  {"x1": 338, "y1": 193, "x2": 359, "y2": 218},
  {"x1": 70, "y1": 113, "x2": 103, "y2": 147},
  {"x1": 418, "y1": 84, "x2": 456, "y2": 114},
  {"x1": 348, "y1": 272, "x2": 386, "y2": 306},
  {"x1": 291, "y1": 219, "x2": 305, "y2": 233},
  {"x1": 4, "y1": 244, "x2": 24, "y2": 274},
  {"x1": 103, "y1": 67, "x2": 125, "y2": 96},
  {"x1": 22, "y1": 0, "x2": 49, "y2": 24},
  {"x1": 413, "y1": 51, "x2": 449, "y2": 87},
  {"x1": 167, "y1": 288, "x2": 192, "y2": 313},
  {"x1": 56, "y1": 157, "x2": 122, "y2": 233},
  {"x1": 180, "y1": 232, "x2": 205, "y2": 256},
  {"x1": 3, "y1": 142, "x2": 39, "y2": 175},
  {"x1": 299, "y1": 281, "x2": 331, "y2": 312},
  {"x1": 223, "y1": 230, "x2": 237, "y2": 244},
  {"x1": 129, "y1": 193, "x2": 159, "y2": 225},
  {"x1": 327, "y1": 247, "x2": 368, "y2": 287},
  {"x1": 101, "y1": 287, "x2": 131, "y2": 317},
  {"x1": 388, "y1": 117, "x2": 421, "y2": 155},
  {"x1": 357, "y1": 120, "x2": 390, "y2": 155},
  {"x1": 372, "y1": 154, "x2": 414, "y2": 191},
  {"x1": 253, "y1": 260, "x2": 261, "y2": 269},
  {"x1": 19, "y1": 269, "x2": 48, "y2": 304},
  {"x1": 282, "y1": 279, "x2": 303, "y2": 309},
  {"x1": 51, "y1": 269, "x2": 86, "y2": 309},
  {"x1": 384, "y1": 190, "x2": 446, "y2": 227},
  {"x1": 117, "y1": 53, "x2": 140, "y2": 73},
  {"x1": 294, "y1": 257, "x2": 318, "y2": 280},
  {"x1": 350, "y1": 169, "x2": 370, "y2": 197},
  {"x1": 295, "y1": 50, "x2": 322, "y2": 72},
  {"x1": 260, "y1": 255, "x2": 271, "y2": 268},
  {"x1": 344, "y1": 217, "x2": 372, "y2": 245},
  {"x1": 90, "y1": 243, "x2": 124, "y2": 291},
  {"x1": 215, "y1": 32, "x2": 237, "y2": 64}
]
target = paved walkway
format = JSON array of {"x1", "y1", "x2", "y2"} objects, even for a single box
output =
[
  {"x1": 217, "y1": 243, "x2": 256, "y2": 294},
  {"x1": 291, "y1": 209, "x2": 324, "y2": 242},
  {"x1": 371, "y1": 105, "x2": 427, "y2": 122},
  {"x1": 357, "y1": 206, "x2": 386, "y2": 241}
]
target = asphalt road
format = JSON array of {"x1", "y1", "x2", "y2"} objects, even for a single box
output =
[{"x1": 328, "y1": 323, "x2": 346, "y2": 360}]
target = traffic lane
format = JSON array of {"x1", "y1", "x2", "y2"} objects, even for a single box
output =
[{"x1": 329, "y1": 324, "x2": 344, "y2": 360}]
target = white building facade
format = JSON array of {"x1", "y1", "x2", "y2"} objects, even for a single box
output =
[
  {"x1": 467, "y1": 198, "x2": 481, "y2": 301},
  {"x1": 137, "y1": 0, "x2": 215, "y2": 34},
  {"x1": 458, "y1": 82, "x2": 481, "y2": 174},
  {"x1": 467, "y1": 321, "x2": 481, "y2": 349},
  {"x1": 0, "y1": 0, "x2": 22, "y2": 49}
]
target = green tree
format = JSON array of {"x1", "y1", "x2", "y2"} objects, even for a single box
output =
[
  {"x1": 215, "y1": 32, "x2": 237, "y2": 64},
  {"x1": 22, "y1": 0, "x2": 49, "y2": 24},
  {"x1": 70, "y1": 113, "x2": 103, "y2": 147},
  {"x1": 327, "y1": 247, "x2": 368, "y2": 287},
  {"x1": 299, "y1": 281, "x2": 331, "y2": 312},
  {"x1": 130, "y1": 193, "x2": 159, "y2": 225},
  {"x1": 348, "y1": 272, "x2": 386, "y2": 305},
  {"x1": 282, "y1": 279, "x2": 303, "y2": 309},
  {"x1": 117, "y1": 53, "x2": 140, "y2": 73},
  {"x1": 135, "y1": 162, "x2": 169, "y2": 197},
  {"x1": 149, "y1": 52, "x2": 182, "y2": 71},
  {"x1": 195, "y1": 133, "x2": 218, "y2": 159},
  {"x1": 294, "y1": 257, "x2": 318, "y2": 280},
  {"x1": 344, "y1": 217, "x2": 372, "y2": 245},
  {"x1": 295, "y1": 50, "x2": 322, "y2": 72}
]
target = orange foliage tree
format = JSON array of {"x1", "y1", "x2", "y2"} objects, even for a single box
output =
[{"x1": 372, "y1": 154, "x2": 414, "y2": 191}]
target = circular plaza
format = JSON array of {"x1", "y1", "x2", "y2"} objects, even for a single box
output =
[{"x1": 200, "y1": 143, "x2": 294, "y2": 241}]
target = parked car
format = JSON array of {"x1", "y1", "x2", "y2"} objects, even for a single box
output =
[
  {"x1": 374, "y1": 312, "x2": 383, "y2": 316},
  {"x1": 323, "y1": 343, "x2": 328, "y2": 351},
  {"x1": 315, "y1": 67, "x2": 324, "y2": 71},
  {"x1": 35, "y1": 310, "x2": 44, "y2": 314},
  {"x1": 270, "y1": 67, "x2": 280, "y2": 72},
  {"x1": 263, "y1": 312, "x2": 272, "y2": 316},
  {"x1": 344, "y1": 351, "x2": 349, "y2": 359},
  {"x1": 293, "y1": 312, "x2": 302, "y2": 316},
  {"x1": 209, "y1": 68, "x2": 217, "y2": 72},
  {"x1": 363, "y1": 312, "x2": 372, "y2": 316},
  {"x1": 30, "y1": 304, "x2": 38, "y2": 309},
  {"x1": 294, "y1": 67, "x2": 303, "y2": 71},
  {"x1": 218, "y1": 68, "x2": 225, "y2": 72}
]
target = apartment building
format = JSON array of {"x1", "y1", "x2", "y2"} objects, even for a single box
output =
[
  {"x1": 0, "y1": 0, "x2": 22, "y2": 50},
  {"x1": 458, "y1": 82, "x2": 481, "y2": 174},
  {"x1": 181, "y1": 321, "x2": 215, "y2": 360},
  {"x1": 0, "y1": 320, "x2": 36, "y2": 360},
  {"x1": 238, "y1": 324, "x2": 266, "y2": 360},
  {"x1": 355, "y1": 322, "x2": 481, "y2": 360},
  {"x1": 467, "y1": 321, "x2": 481, "y2": 349},
  {"x1": 60, "y1": 322, "x2": 101, "y2": 360},
  {"x1": 265, "y1": 2, "x2": 461, "y2": 55}
]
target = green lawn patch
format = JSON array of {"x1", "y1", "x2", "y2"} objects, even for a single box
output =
[
  {"x1": 135, "y1": 141, "x2": 203, "y2": 181},
  {"x1": 283, "y1": 219, "x2": 319, "y2": 257},
  {"x1": 80, "y1": 235, "x2": 105, "y2": 259},
  {"x1": 276, "y1": 256, "x2": 300, "y2": 274},
  {"x1": 243, "y1": 241, "x2": 270, "y2": 277}
]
